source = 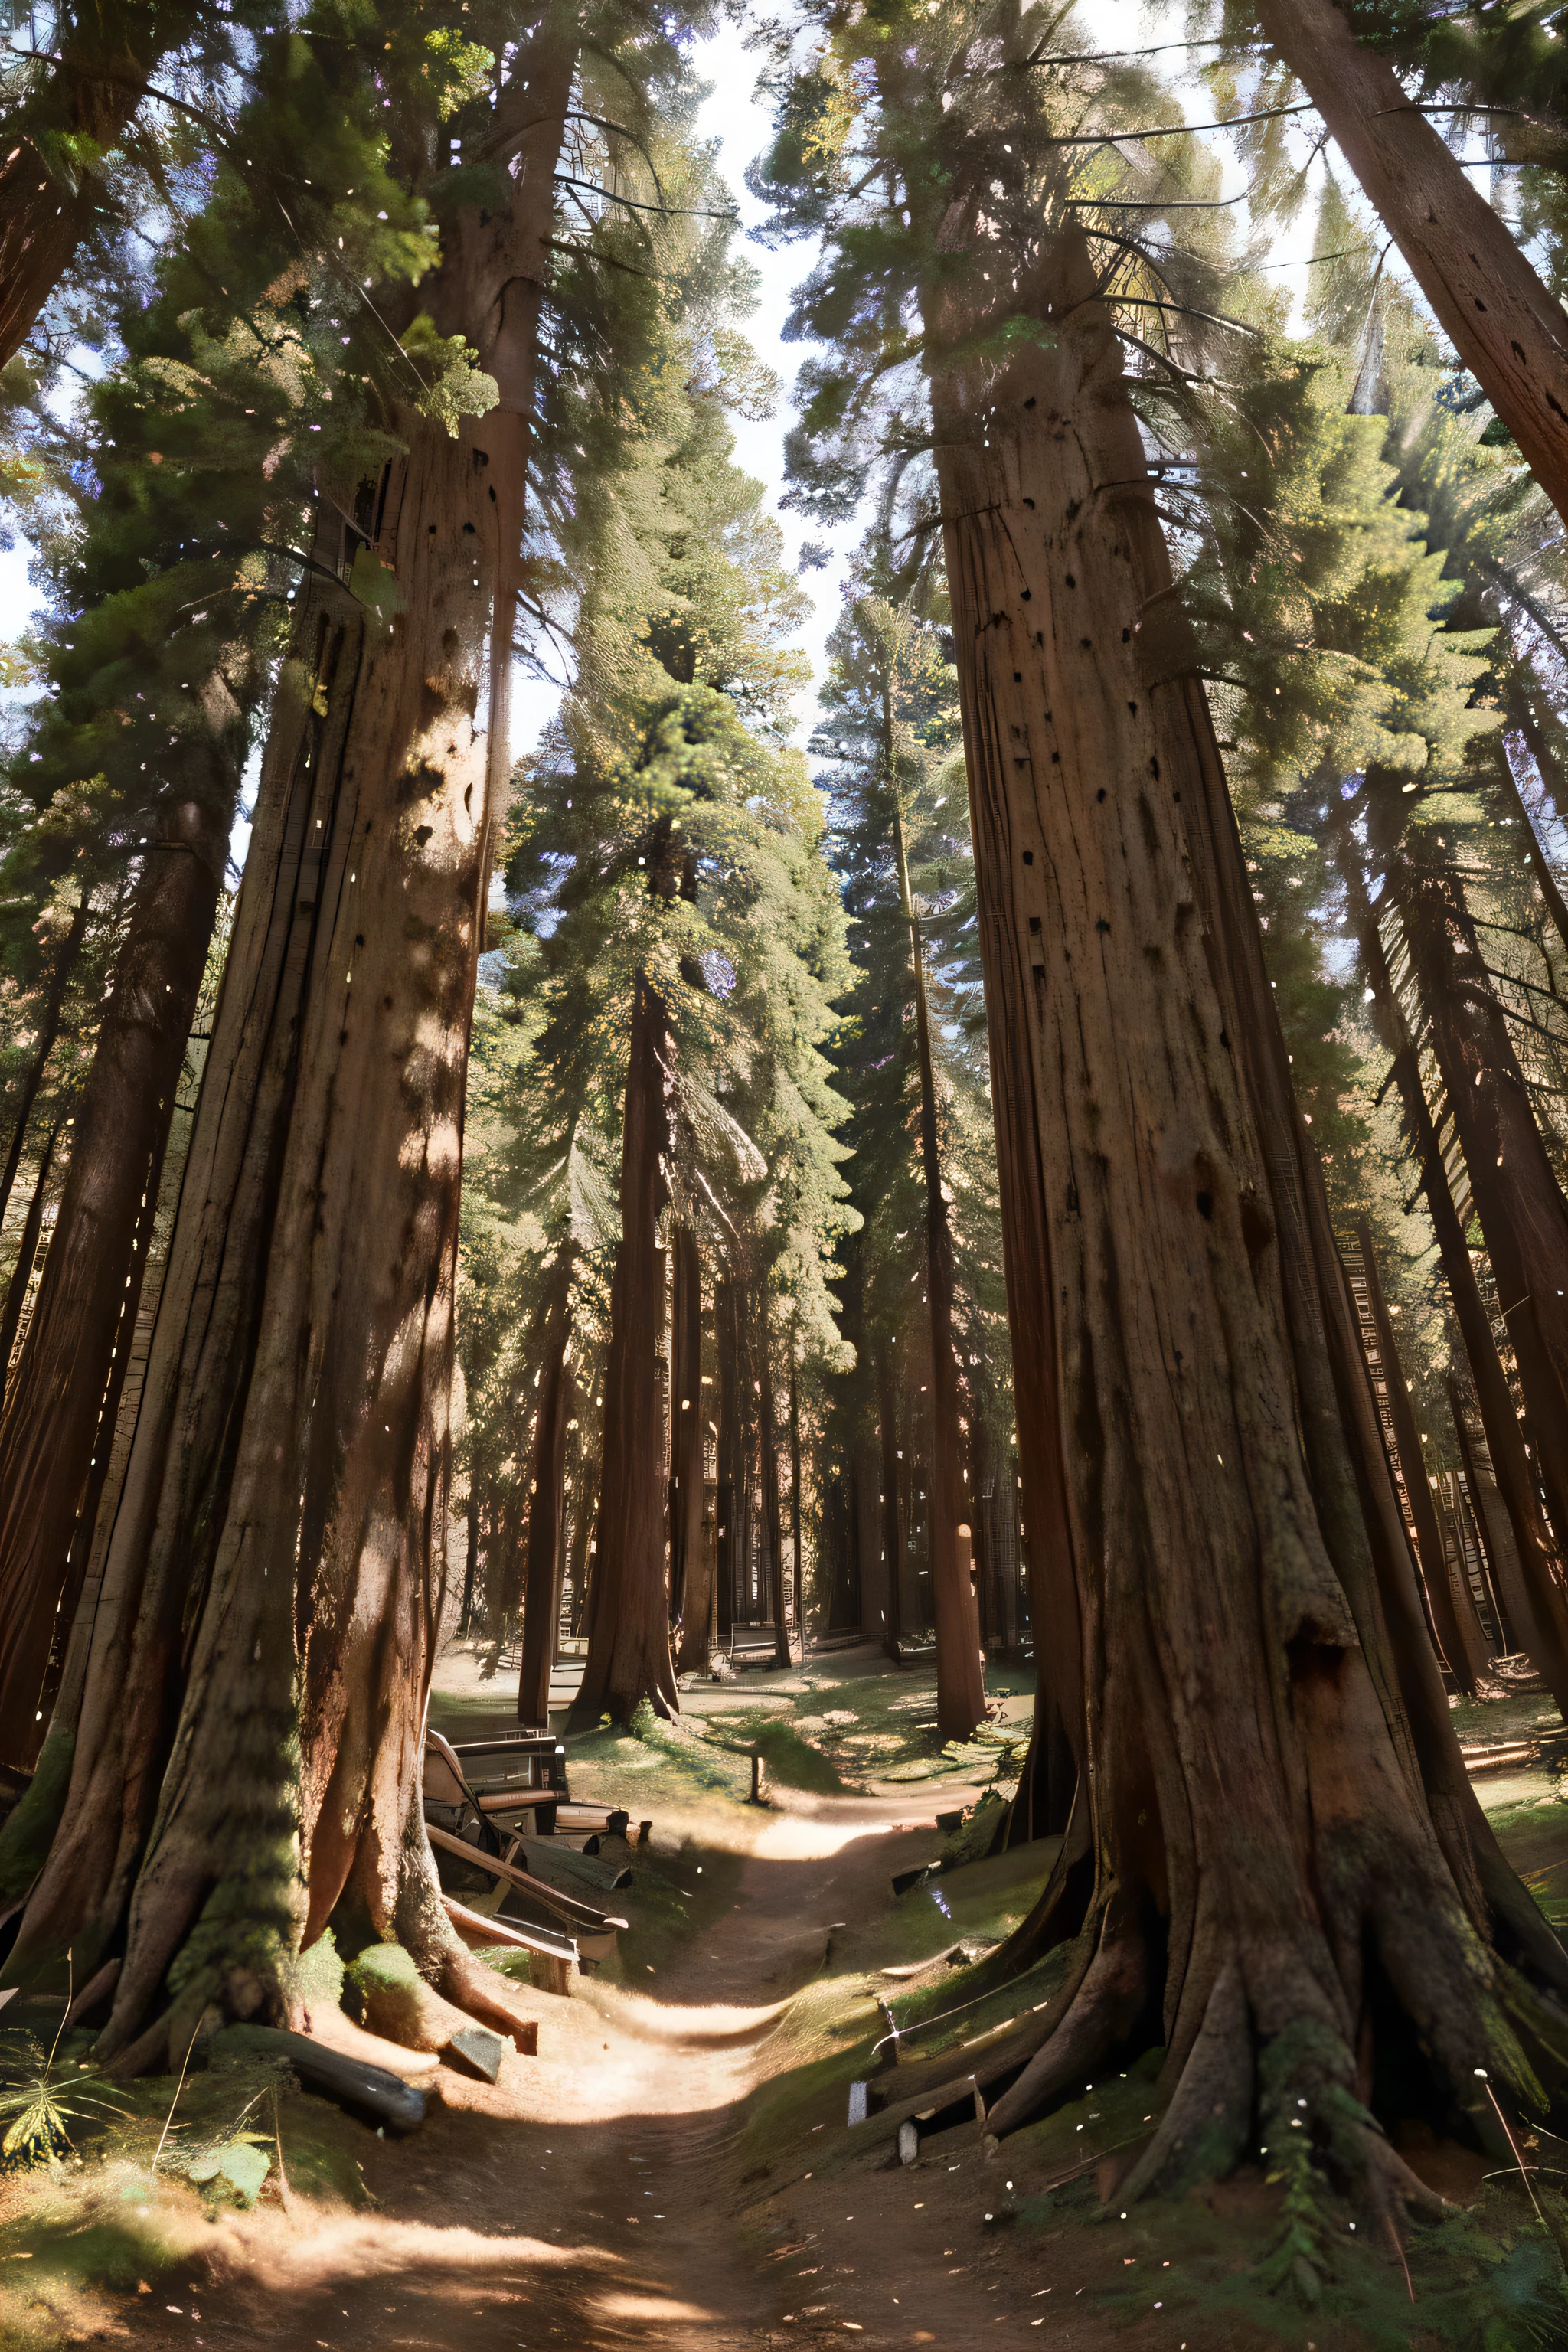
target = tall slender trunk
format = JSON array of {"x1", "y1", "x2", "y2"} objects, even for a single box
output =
[
  {"x1": 1250, "y1": 0, "x2": 1568, "y2": 534},
  {"x1": 0, "y1": 1120, "x2": 61, "y2": 1408},
  {"x1": 926, "y1": 214, "x2": 1563, "y2": 2173},
  {"x1": 789, "y1": 1344, "x2": 803, "y2": 1643},
  {"x1": 760, "y1": 1311, "x2": 789, "y2": 1666},
  {"x1": 668, "y1": 1222, "x2": 706, "y2": 1658},
  {"x1": 1355, "y1": 1220, "x2": 1488, "y2": 1691},
  {"x1": 1449, "y1": 1379, "x2": 1537, "y2": 1667},
  {"x1": 0, "y1": 896, "x2": 90, "y2": 1233},
  {"x1": 1, "y1": 38, "x2": 576, "y2": 2063},
  {"x1": 1331, "y1": 820, "x2": 1568, "y2": 1697},
  {"x1": 0, "y1": 797, "x2": 230, "y2": 1776},
  {"x1": 458, "y1": 1488, "x2": 479, "y2": 1638},
  {"x1": 891, "y1": 770, "x2": 984, "y2": 1736},
  {"x1": 1394, "y1": 862, "x2": 1568, "y2": 1559},
  {"x1": 518, "y1": 1245, "x2": 573, "y2": 1730},
  {"x1": 573, "y1": 975, "x2": 678, "y2": 1723},
  {"x1": 875, "y1": 1345, "x2": 903, "y2": 1660}
]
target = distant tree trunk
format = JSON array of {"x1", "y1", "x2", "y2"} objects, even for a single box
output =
[
  {"x1": 1394, "y1": 862, "x2": 1568, "y2": 1560},
  {"x1": 0, "y1": 1120, "x2": 61, "y2": 1408},
  {"x1": 1356, "y1": 1220, "x2": 1488, "y2": 1693},
  {"x1": 458, "y1": 1490, "x2": 479, "y2": 1638},
  {"x1": 1499, "y1": 717, "x2": 1568, "y2": 962},
  {"x1": 924, "y1": 213, "x2": 1565, "y2": 2177},
  {"x1": 1449, "y1": 1382, "x2": 1532, "y2": 1661},
  {"x1": 1333, "y1": 822, "x2": 1568, "y2": 1697},
  {"x1": 0, "y1": 38, "x2": 575, "y2": 2063},
  {"x1": 851, "y1": 1426, "x2": 882, "y2": 1638},
  {"x1": 875, "y1": 1345, "x2": 903, "y2": 1660},
  {"x1": 1250, "y1": 0, "x2": 1568, "y2": 535},
  {"x1": 891, "y1": 776, "x2": 984, "y2": 1738},
  {"x1": 0, "y1": 796, "x2": 230, "y2": 1777},
  {"x1": 668, "y1": 1223, "x2": 706, "y2": 1653},
  {"x1": 789, "y1": 1344, "x2": 804, "y2": 1640},
  {"x1": 518, "y1": 1244, "x2": 573, "y2": 1730},
  {"x1": 760, "y1": 1311, "x2": 790, "y2": 1666},
  {"x1": 0, "y1": 895, "x2": 89, "y2": 1232},
  {"x1": 573, "y1": 975, "x2": 678, "y2": 1724}
]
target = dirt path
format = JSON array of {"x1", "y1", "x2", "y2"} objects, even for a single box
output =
[{"x1": 102, "y1": 1793, "x2": 965, "y2": 2352}]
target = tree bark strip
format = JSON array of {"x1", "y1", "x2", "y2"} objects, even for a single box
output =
[
  {"x1": 573, "y1": 975, "x2": 678, "y2": 1723},
  {"x1": 518, "y1": 1243, "x2": 573, "y2": 1730},
  {"x1": 875, "y1": 1344, "x2": 903, "y2": 1659},
  {"x1": 1395, "y1": 867, "x2": 1568, "y2": 1561},
  {"x1": 892, "y1": 772, "x2": 984, "y2": 1736},
  {"x1": 668, "y1": 1222, "x2": 706, "y2": 1657},
  {"x1": 0, "y1": 797, "x2": 229, "y2": 1777},
  {"x1": 1355, "y1": 1219, "x2": 1488, "y2": 1691},
  {"x1": 1251, "y1": 0, "x2": 1568, "y2": 535}
]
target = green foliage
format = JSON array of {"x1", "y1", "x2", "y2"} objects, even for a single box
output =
[{"x1": 0, "y1": 2030, "x2": 129, "y2": 2170}]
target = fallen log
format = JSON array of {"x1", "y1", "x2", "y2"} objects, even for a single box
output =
[{"x1": 211, "y1": 2024, "x2": 427, "y2": 2134}]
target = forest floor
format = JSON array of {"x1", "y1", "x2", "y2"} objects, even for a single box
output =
[{"x1": 2, "y1": 1642, "x2": 1566, "y2": 2351}]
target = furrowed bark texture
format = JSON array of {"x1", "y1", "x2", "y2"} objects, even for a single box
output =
[
  {"x1": 1337, "y1": 830, "x2": 1568, "y2": 1691},
  {"x1": 894, "y1": 789, "x2": 984, "y2": 1736},
  {"x1": 931, "y1": 234, "x2": 1550, "y2": 2186},
  {"x1": 518, "y1": 1243, "x2": 573, "y2": 1729},
  {"x1": 1395, "y1": 867, "x2": 1568, "y2": 1564},
  {"x1": 573, "y1": 974, "x2": 679, "y2": 1723},
  {"x1": 875, "y1": 1344, "x2": 903, "y2": 1658},
  {"x1": 1355, "y1": 1219, "x2": 1488, "y2": 1692},
  {"x1": 1251, "y1": 0, "x2": 1568, "y2": 536},
  {"x1": 2, "y1": 43, "x2": 573, "y2": 2062},
  {"x1": 668, "y1": 1221, "x2": 707, "y2": 1663},
  {"x1": 0, "y1": 796, "x2": 229, "y2": 1775},
  {"x1": 760, "y1": 1319, "x2": 790, "y2": 1666}
]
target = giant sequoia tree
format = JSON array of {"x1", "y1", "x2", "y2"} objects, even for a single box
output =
[
  {"x1": 756, "y1": 0, "x2": 1568, "y2": 2202},
  {"x1": 0, "y1": 0, "x2": 695, "y2": 2064}
]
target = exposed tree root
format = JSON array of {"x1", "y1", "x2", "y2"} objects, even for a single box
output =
[
  {"x1": 983, "y1": 1904, "x2": 1149, "y2": 2139},
  {"x1": 1119, "y1": 1955, "x2": 1252, "y2": 2200}
]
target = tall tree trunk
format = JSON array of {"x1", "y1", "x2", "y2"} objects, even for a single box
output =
[
  {"x1": 926, "y1": 217, "x2": 1564, "y2": 2181},
  {"x1": 760, "y1": 1309, "x2": 789, "y2": 1666},
  {"x1": 789, "y1": 1344, "x2": 804, "y2": 1645},
  {"x1": 0, "y1": 38, "x2": 576, "y2": 2063},
  {"x1": 0, "y1": 896, "x2": 90, "y2": 1233},
  {"x1": 1250, "y1": 0, "x2": 1568, "y2": 535},
  {"x1": 875, "y1": 1344, "x2": 903, "y2": 1660},
  {"x1": 1355, "y1": 1220, "x2": 1488, "y2": 1691},
  {"x1": 0, "y1": 1119, "x2": 61, "y2": 1409},
  {"x1": 1449, "y1": 1379, "x2": 1536, "y2": 1665},
  {"x1": 1331, "y1": 819, "x2": 1568, "y2": 1698},
  {"x1": 518, "y1": 1245, "x2": 573, "y2": 1730},
  {"x1": 458, "y1": 1488, "x2": 479, "y2": 1638},
  {"x1": 892, "y1": 774, "x2": 984, "y2": 1736},
  {"x1": 573, "y1": 975, "x2": 678, "y2": 1723},
  {"x1": 668, "y1": 1222, "x2": 706, "y2": 1655},
  {"x1": 1393, "y1": 863, "x2": 1568, "y2": 1559},
  {"x1": 0, "y1": 796, "x2": 230, "y2": 1777}
]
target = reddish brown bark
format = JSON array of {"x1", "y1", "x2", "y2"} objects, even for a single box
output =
[
  {"x1": 668, "y1": 1222, "x2": 707, "y2": 1667},
  {"x1": 518, "y1": 1243, "x2": 573, "y2": 1730},
  {"x1": 0, "y1": 797, "x2": 228, "y2": 1776},
  {"x1": 0, "y1": 36, "x2": 574, "y2": 2062},
  {"x1": 875, "y1": 1344, "x2": 903, "y2": 1658},
  {"x1": 1252, "y1": 0, "x2": 1568, "y2": 536},
  {"x1": 1334, "y1": 829, "x2": 1568, "y2": 1700},
  {"x1": 926, "y1": 216, "x2": 1562, "y2": 2184},
  {"x1": 1396, "y1": 867, "x2": 1568, "y2": 1563},
  {"x1": 760, "y1": 1311, "x2": 791, "y2": 1667},
  {"x1": 1355, "y1": 1220, "x2": 1488, "y2": 1692},
  {"x1": 573, "y1": 975, "x2": 679, "y2": 1723},
  {"x1": 893, "y1": 778, "x2": 984, "y2": 1736}
]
